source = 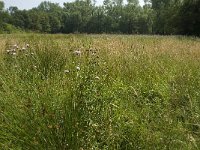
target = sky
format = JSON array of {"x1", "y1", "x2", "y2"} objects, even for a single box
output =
[{"x1": 3, "y1": 0, "x2": 144, "y2": 10}]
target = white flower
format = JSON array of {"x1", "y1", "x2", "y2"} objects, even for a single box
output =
[
  {"x1": 6, "y1": 50, "x2": 11, "y2": 53},
  {"x1": 92, "y1": 52, "x2": 96, "y2": 56},
  {"x1": 21, "y1": 47, "x2": 26, "y2": 51},
  {"x1": 12, "y1": 52, "x2": 17, "y2": 56},
  {"x1": 64, "y1": 70, "x2": 70, "y2": 73},
  {"x1": 95, "y1": 76, "x2": 100, "y2": 80},
  {"x1": 13, "y1": 44, "x2": 19, "y2": 49},
  {"x1": 26, "y1": 44, "x2": 30, "y2": 48},
  {"x1": 76, "y1": 66, "x2": 80, "y2": 70},
  {"x1": 73, "y1": 50, "x2": 81, "y2": 56},
  {"x1": 13, "y1": 44, "x2": 18, "y2": 48}
]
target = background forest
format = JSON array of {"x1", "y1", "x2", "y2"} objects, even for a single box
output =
[{"x1": 0, "y1": 0, "x2": 199, "y2": 36}]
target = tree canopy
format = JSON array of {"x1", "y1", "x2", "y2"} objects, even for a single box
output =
[{"x1": 0, "y1": 0, "x2": 199, "y2": 36}]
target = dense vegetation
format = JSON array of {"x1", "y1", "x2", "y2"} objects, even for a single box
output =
[
  {"x1": 0, "y1": 0, "x2": 200, "y2": 35},
  {"x1": 0, "y1": 34, "x2": 200, "y2": 149},
  {"x1": 0, "y1": 0, "x2": 200, "y2": 149}
]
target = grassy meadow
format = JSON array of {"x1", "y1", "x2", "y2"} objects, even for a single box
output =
[{"x1": 0, "y1": 34, "x2": 200, "y2": 149}]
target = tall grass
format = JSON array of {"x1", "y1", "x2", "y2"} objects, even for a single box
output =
[{"x1": 0, "y1": 34, "x2": 200, "y2": 149}]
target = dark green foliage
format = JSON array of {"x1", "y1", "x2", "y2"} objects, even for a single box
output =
[
  {"x1": 0, "y1": 1, "x2": 4, "y2": 12},
  {"x1": 150, "y1": 0, "x2": 200, "y2": 36},
  {"x1": 177, "y1": 0, "x2": 200, "y2": 36},
  {"x1": 0, "y1": 0, "x2": 199, "y2": 36}
]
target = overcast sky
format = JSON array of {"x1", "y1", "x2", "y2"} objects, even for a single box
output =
[{"x1": 3, "y1": 0, "x2": 144, "y2": 10}]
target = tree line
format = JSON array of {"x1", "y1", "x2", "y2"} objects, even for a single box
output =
[{"x1": 0, "y1": 0, "x2": 199, "y2": 36}]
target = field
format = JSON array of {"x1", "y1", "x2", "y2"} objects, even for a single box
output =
[{"x1": 0, "y1": 34, "x2": 200, "y2": 149}]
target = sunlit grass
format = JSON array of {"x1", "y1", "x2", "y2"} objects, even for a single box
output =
[{"x1": 0, "y1": 34, "x2": 200, "y2": 149}]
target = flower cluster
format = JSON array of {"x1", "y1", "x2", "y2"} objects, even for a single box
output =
[{"x1": 6, "y1": 44, "x2": 30, "y2": 56}]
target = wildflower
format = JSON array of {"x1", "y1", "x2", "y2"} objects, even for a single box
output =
[
  {"x1": 76, "y1": 66, "x2": 80, "y2": 71},
  {"x1": 6, "y1": 50, "x2": 11, "y2": 53},
  {"x1": 13, "y1": 44, "x2": 18, "y2": 48},
  {"x1": 73, "y1": 50, "x2": 81, "y2": 56},
  {"x1": 95, "y1": 76, "x2": 100, "y2": 80},
  {"x1": 92, "y1": 52, "x2": 97, "y2": 56},
  {"x1": 64, "y1": 70, "x2": 70, "y2": 73},
  {"x1": 12, "y1": 52, "x2": 17, "y2": 56},
  {"x1": 21, "y1": 47, "x2": 26, "y2": 51},
  {"x1": 26, "y1": 44, "x2": 30, "y2": 48}
]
